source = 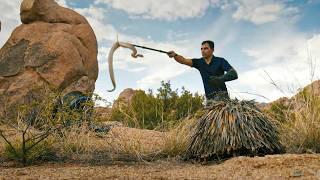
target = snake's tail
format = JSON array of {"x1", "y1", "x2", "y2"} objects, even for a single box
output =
[{"x1": 107, "y1": 42, "x2": 120, "y2": 92}]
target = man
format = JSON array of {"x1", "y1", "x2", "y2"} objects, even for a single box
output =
[{"x1": 167, "y1": 40, "x2": 238, "y2": 104}]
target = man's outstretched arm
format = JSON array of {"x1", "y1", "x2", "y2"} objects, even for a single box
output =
[{"x1": 167, "y1": 51, "x2": 193, "y2": 67}]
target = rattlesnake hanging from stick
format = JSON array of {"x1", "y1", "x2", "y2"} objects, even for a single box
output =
[{"x1": 107, "y1": 41, "x2": 143, "y2": 92}]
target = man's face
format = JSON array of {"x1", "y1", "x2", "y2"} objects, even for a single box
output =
[{"x1": 201, "y1": 43, "x2": 214, "y2": 58}]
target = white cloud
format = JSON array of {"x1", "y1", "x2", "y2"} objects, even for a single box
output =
[
  {"x1": 233, "y1": 3, "x2": 281, "y2": 24},
  {"x1": 231, "y1": 0, "x2": 299, "y2": 25},
  {"x1": 243, "y1": 34, "x2": 306, "y2": 66},
  {"x1": 0, "y1": 0, "x2": 21, "y2": 47},
  {"x1": 75, "y1": 6, "x2": 107, "y2": 21},
  {"x1": 232, "y1": 33, "x2": 320, "y2": 102},
  {"x1": 307, "y1": 34, "x2": 320, "y2": 60},
  {"x1": 95, "y1": 0, "x2": 211, "y2": 21},
  {"x1": 95, "y1": 0, "x2": 299, "y2": 24}
]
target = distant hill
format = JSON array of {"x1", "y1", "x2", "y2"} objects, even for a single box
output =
[{"x1": 261, "y1": 79, "x2": 320, "y2": 117}]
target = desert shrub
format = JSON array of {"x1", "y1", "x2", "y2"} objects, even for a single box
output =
[
  {"x1": 4, "y1": 137, "x2": 56, "y2": 164},
  {"x1": 264, "y1": 80, "x2": 320, "y2": 153},
  {"x1": 279, "y1": 87, "x2": 320, "y2": 153},
  {"x1": 0, "y1": 90, "x2": 95, "y2": 165},
  {"x1": 111, "y1": 81, "x2": 204, "y2": 130},
  {"x1": 0, "y1": 100, "x2": 60, "y2": 165}
]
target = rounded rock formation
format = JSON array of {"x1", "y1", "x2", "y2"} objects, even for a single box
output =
[{"x1": 0, "y1": 0, "x2": 98, "y2": 117}]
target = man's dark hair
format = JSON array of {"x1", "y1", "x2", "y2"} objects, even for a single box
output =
[{"x1": 201, "y1": 40, "x2": 214, "y2": 49}]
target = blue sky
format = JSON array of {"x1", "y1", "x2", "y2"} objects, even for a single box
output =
[{"x1": 1, "y1": 0, "x2": 320, "y2": 105}]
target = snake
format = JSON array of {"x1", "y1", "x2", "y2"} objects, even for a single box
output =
[{"x1": 107, "y1": 41, "x2": 143, "y2": 92}]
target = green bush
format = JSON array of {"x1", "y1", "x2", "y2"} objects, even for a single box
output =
[{"x1": 111, "y1": 81, "x2": 204, "y2": 130}]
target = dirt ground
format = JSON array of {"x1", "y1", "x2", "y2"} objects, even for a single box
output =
[{"x1": 1, "y1": 154, "x2": 320, "y2": 179}]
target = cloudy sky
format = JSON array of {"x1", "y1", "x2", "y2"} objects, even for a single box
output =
[{"x1": 1, "y1": 0, "x2": 320, "y2": 105}]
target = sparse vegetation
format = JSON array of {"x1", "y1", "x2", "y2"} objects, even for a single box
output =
[
  {"x1": 1, "y1": 80, "x2": 320, "y2": 167},
  {"x1": 263, "y1": 78, "x2": 320, "y2": 153},
  {"x1": 111, "y1": 81, "x2": 204, "y2": 130},
  {"x1": 0, "y1": 93, "x2": 61, "y2": 165},
  {"x1": 278, "y1": 86, "x2": 320, "y2": 153},
  {"x1": 0, "y1": 90, "x2": 94, "y2": 165}
]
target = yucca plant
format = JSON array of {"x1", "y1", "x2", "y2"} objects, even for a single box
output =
[{"x1": 184, "y1": 99, "x2": 283, "y2": 161}]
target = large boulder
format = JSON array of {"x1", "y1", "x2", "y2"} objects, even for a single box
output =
[
  {"x1": 0, "y1": 0, "x2": 98, "y2": 116},
  {"x1": 112, "y1": 88, "x2": 137, "y2": 109}
]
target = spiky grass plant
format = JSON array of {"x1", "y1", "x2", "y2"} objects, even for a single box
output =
[{"x1": 184, "y1": 99, "x2": 283, "y2": 161}]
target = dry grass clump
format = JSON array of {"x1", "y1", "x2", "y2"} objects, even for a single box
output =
[
  {"x1": 160, "y1": 117, "x2": 197, "y2": 158},
  {"x1": 52, "y1": 125, "x2": 104, "y2": 161},
  {"x1": 279, "y1": 85, "x2": 320, "y2": 153},
  {"x1": 51, "y1": 125, "x2": 167, "y2": 163},
  {"x1": 105, "y1": 126, "x2": 166, "y2": 161},
  {"x1": 184, "y1": 99, "x2": 283, "y2": 161}
]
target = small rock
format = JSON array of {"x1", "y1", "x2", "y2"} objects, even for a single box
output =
[{"x1": 291, "y1": 169, "x2": 304, "y2": 177}]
